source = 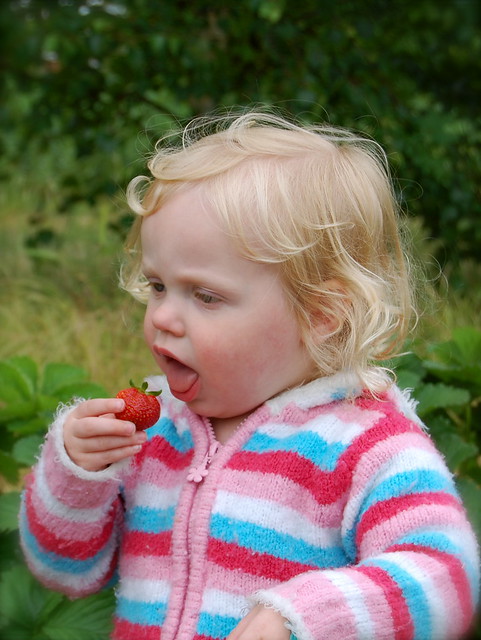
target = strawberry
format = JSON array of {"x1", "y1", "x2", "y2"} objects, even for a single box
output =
[{"x1": 115, "y1": 380, "x2": 161, "y2": 430}]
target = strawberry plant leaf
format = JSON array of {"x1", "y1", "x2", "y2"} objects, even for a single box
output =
[
  {"x1": 455, "y1": 477, "x2": 481, "y2": 544},
  {"x1": 41, "y1": 363, "x2": 91, "y2": 396},
  {"x1": 12, "y1": 435, "x2": 44, "y2": 466},
  {"x1": 40, "y1": 589, "x2": 115, "y2": 640},
  {"x1": 434, "y1": 432, "x2": 478, "y2": 472},
  {"x1": 0, "y1": 492, "x2": 21, "y2": 533},
  {"x1": 0, "y1": 361, "x2": 33, "y2": 404},
  {"x1": 414, "y1": 382, "x2": 470, "y2": 417}
]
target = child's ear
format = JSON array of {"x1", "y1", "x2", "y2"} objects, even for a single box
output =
[{"x1": 308, "y1": 279, "x2": 348, "y2": 340}]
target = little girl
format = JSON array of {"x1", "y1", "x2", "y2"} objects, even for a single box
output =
[{"x1": 20, "y1": 110, "x2": 479, "y2": 640}]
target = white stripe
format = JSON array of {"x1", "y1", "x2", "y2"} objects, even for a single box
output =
[
  {"x1": 133, "y1": 483, "x2": 181, "y2": 510},
  {"x1": 117, "y1": 577, "x2": 171, "y2": 603},
  {"x1": 257, "y1": 413, "x2": 367, "y2": 446},
  {"x1": 201, "y1": 588, "x2": 247, "y2": 618},
  {"x1": 323, "y1": 570, "x2": 376, "y2": 637},
  {"x1": 213, "y1": 490, "x2": 337, "y2": 547},
  {"x1": 36, "y1": 455, "x2": 107, "y2": 523},
  {"x1": 385, "y1": 552, "x2": 449, "y2": 638}
]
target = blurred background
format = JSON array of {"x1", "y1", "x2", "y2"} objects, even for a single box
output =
[{"x1": 0, "y1": 0, "x2": 480, "y2": 637}]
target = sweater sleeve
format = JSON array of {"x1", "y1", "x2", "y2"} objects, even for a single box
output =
[
  {"x1": 19, "y1": 401, "x2": 131, "y2": 598},
  {"x1": 251, "y1": 405, "x2": 480, "y2": 640}
]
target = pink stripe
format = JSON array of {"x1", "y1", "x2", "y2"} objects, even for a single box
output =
[
  {"x1": 25, "y1": 488, "x2": 117, "y2": 559},
  {"x1": 204, "y1": 560, "x2": 274, "y2": 595},
  {"x1": 387, "y1": 544, "x2": 474, "y2": 633},
  {"x1": 42, "y1": 443, "x2": 117, "y2": 508},
  {"x1": 273, "y1": 570, "x2": 358, "y2": 637},
  {"x1": 343, "y1": 568, "x2": 395, "y2": 639},
  {"x1": 348, "y1": 431, "x2": 438, "y2": 503},
  {"x1": 357, "y1": 565, "x2": 414, "y2": 640},
  {"x1": 218, "y1": 468, "x2": 345, "y2": 527},
  {"x1": 120, "y1": 553, "x2": 173, "y2": 583},
  {"x1": 359, "y1": 503, "x2": 466, "y2": 558},
  {"x1": 27, "y1": 484, "x2": 109, "y2": 542},
  {"x1": 123, "y1": 456, "x2": 187, "y2": 491}
]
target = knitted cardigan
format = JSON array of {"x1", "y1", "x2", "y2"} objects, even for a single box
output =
[{"x1": 20, "y1": 372, "x2": 479, "y2": 640}]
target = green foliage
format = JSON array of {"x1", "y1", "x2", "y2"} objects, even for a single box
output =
[
  {"x1": 0, "y1": 356, "x2": 107, "y2": 485},
  {"x1": 393, "y1": 327, "x2": 481, "y2": 545},
  {"x1": 1, "y1": 0, "x2": 480, "y2": 273},
  {"x1": 0, "y1": 564, "x2": 115, "y2": 640}
]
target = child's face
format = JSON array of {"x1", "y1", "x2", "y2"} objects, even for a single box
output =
[{"x1": 141, "y1": 187, "x2": 315, "y2": 428}]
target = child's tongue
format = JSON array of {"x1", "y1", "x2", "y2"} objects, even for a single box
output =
[{"x1": 165, "y1": 358, "x2": 199, "y2": 400}]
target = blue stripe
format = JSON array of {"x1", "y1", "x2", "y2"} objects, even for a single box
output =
[
  {"x1": 117, "y1": 596, "x2": 166, "y2": 626},
  {"x1": 210, "y1": 513, "x2": 346, "y2": 569},
  {"x1": 243, "y1": 431, "x2": 345, "y2": 471},
  {"x1": 342, "y1": 470, "x2": 457, "y2": 561},
  {"x1": 20, "y1": 506, "x2": 113, "y2": 574},
  {"x1": 362, "y1": 557, "x2": 431, "y2": 638},
  {"x1": 397, "y1": 531, "x2": 480, "y2": 597},
  {"x1": 360, "y1": 470, "x2": 456, "y2": 513},
  {"x1": 126, "y1": 505, "x2": 175, "y2": 534},
  {"x1": 197, "y1": 611, "x2": 240, "y2": 639},
  {"x1": 147, "y1": 417, "x2": 194, "y2": 452}
]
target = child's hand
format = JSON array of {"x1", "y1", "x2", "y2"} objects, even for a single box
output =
[
  {"x1": 63, "y1": 398, "x2": 147, "y2": 472},
  {"x1": 227, "y1": 605, "x2": 291, "y2": 640}
]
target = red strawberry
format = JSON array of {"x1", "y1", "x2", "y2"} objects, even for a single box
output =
[{"x1": 115, "y1": 380, "x2": 161, "y2": 430}]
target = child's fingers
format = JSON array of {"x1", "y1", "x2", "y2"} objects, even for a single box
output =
[
  {"x1": 79, "y1": 431, "x2": 147, "y2": 454},
  {"x1": 73, "y1": 443, "x2": 145, "y2": 472},
  {"x1": 72, "y1": 397, "x2": 125, "y2": 420},
  {"x1": 70, "y1": 415, "x2": 135, "y2": 439}
]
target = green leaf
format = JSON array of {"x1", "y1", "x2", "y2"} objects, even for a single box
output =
[
  {"x1": 0, "y1": 362, "x2": 33, "y2": 404},
  {"x1": 5, "y1": 356, "x2": 38, "y2": 395},
  {"x1": 414, "y1": 382, "x2": 470, "y2": 417},
  {"x1": 12, "y1": 435, "x2": 44, "y2": 466},
  {"x1": 0, "y1": 492, "x2": 21, "y2": 533},
  {"x1": 41, "y1": 589, "x2": 115, "y2": 640},
  {"x1": 0, "y1": 564, "x2": 64, "y2": 637},
  {"x1": 455, "y1": 477, "x2": 481, "y2": 544},
  {"x1": 0, "y1": 451, "x2": 20, "y2": 485},
  {"x1": 41, "y1": 363, "x2": 90, "y2": 396},
  {"x1": 0, "y1": 564, "x2": 114, "y2": 639},
  {"x1": 452, "y1": 327, "x2": 481, "y2": 366},
  {"x1": 435, "y1": 432, "x2": 478, "y2": 472},
  {"x1": 51, "y1": 382, "x2": 108, "y2": 403},
  {"x1": 395, "y1": 369, "x2": 423, "y2": 391}
]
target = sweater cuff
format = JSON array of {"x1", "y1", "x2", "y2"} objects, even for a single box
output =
[{"x1": 36, "y1": 400, "x2": 131, "y2": 509}]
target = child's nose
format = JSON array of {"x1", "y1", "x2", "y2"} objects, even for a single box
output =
[{"x1": 150, "y1": 301, "x2": 185, "y2": 337}]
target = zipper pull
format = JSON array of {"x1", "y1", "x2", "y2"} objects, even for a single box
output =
[{"x1": 187, "y1": 442, "x2": 219, "y2": 483}]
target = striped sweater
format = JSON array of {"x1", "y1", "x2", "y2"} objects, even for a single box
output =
[{"x1": 20, "y1": 372, "x2": 479, "y2": 640}]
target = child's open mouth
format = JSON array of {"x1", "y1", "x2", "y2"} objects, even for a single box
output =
[{"x1": 161, "y1": 354, "x2": 200, "y2": 403}]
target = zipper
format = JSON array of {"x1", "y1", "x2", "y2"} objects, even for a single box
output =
[
  {"x1": 186, "y1": 419, "x2": 219, "y2": 483},
  {"x1": 186, "y1": 440, "x2": 219, "y2": 483}
]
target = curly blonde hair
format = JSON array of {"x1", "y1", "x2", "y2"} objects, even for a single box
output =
[{"x1": 122, "y1": 109, "x2": 415, "y2": 393}]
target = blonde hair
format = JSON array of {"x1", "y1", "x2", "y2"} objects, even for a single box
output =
[{"x1": 122, "y1": 109, "x2": 415, "y2": 393}]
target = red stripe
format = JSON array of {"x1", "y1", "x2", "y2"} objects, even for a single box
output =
[
  {"x1": 113, "y1": 618, "x2": 161, "y2": 640},
  {"x1": 227, "y1": 401, "x2": 426, "y2": 505},
  {"x1": 141, "y1": 435, "x2": 194, "y2": 470},
  {"x1": 25, "y1": 489, "x2": 117, "y2": 560},
  {"x1": 227, "y1": 450, "x2": 351, "y2": 504},
  {"x1": 357, "y1": 564, "x2": 414, "y2": 640},
  {"x1": 122, "y1": 530, "x2": 172, "y2": 557},
  {"x1": 356, "y1": 492, "x2": 462, "y2": 548},
  {"x1": 207, "y1": 537, "x2": 312, "y2": 581},
  {"x1": 387, "y1": 543, "x2": 474, "y2": 630}
]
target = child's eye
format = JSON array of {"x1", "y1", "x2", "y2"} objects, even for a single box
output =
[
  {"x1": 194, "y1": 290, "x2": 221, "y2": 305},
  {"x1": 149, "y1": 281, "x2": 165, "y2": 294}
]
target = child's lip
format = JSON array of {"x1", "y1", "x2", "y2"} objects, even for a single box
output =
[{"x1": 153, "y1": 347, "x2": 200, "y2": 402}]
